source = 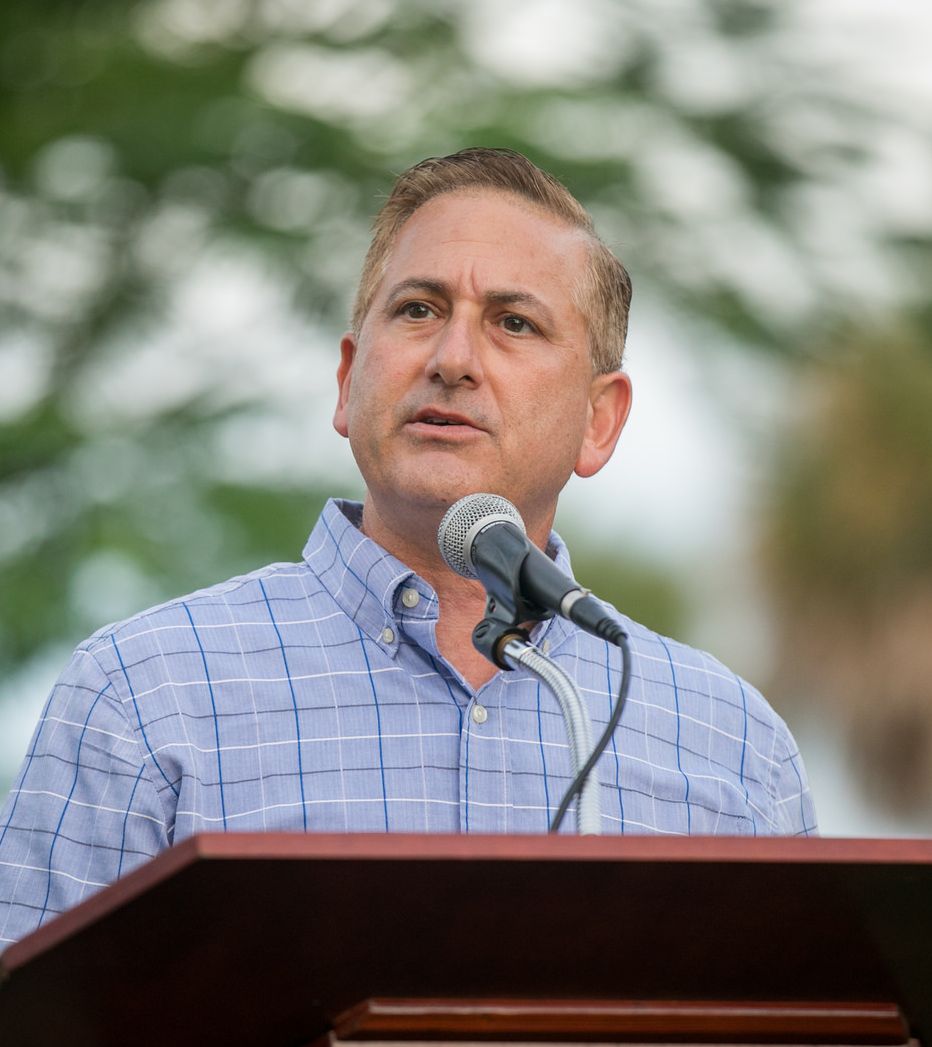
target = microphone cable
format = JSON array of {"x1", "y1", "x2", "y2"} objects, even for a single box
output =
[{"x1": 549, "y1": 629, "x2": 632, "y2": 833}]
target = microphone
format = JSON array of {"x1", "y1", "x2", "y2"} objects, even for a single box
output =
[{"x1": 437, "y1": 493, "x2": 627, "y2": 649}]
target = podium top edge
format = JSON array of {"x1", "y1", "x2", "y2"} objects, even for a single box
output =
[{"x1": 178, "y1": 831, "x2": 932, "y2": 866}]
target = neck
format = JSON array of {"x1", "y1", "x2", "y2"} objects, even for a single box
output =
[{"x1": 358, "y1": 493, "x2": 553, "y2": 691}]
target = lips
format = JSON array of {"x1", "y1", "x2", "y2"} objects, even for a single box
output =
[{"x1": 408, "y1": 407, "x2": 485, "y2": 431}]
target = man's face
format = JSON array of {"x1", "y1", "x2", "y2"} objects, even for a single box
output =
[{"x1": 333, "y1": 189, "x2": 630, "y2": 536}]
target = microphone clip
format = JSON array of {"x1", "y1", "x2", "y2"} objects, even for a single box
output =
[
  {"x1": 472, "y1": 613, "x2": 531, "y2": 671},
  {"x1": 468, "y1": 521, "x2": 553, "y2": 669}
]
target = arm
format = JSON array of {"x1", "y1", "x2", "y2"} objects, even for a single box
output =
[
  {"x1": 0, "y1": 647, "x2": 170, "y2": 951},
  {"x1": 771, "y1": 728, "x2": 819, "y2": 836}
]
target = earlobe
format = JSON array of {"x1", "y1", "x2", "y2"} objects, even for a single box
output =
[
  {"x1": 332, "y1": 333, "x2": 357, "y2": 438},
  {"x1": 574, "y1": 371, "x2": 633, "y2": 478}
]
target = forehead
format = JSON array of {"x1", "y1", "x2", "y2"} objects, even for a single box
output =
[{"x1": 377, "y1": 190, "x2": 590, "y2": 303}]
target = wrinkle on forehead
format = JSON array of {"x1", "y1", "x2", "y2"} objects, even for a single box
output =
[{"x1": 392, "y1": 195, "x2": 586, "y2": 281}]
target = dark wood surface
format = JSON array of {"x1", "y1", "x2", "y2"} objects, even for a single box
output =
[{"x1": 0, "y1": 834, "x2": 930, "y2": 1047}]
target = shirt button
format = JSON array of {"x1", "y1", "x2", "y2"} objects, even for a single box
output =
[
  {"x1": 542, "y1": 638, "x2": 551, "y2": 654},
  {"x1": 401, "y1": 587, "x2": 420, "y2": 609},
  {"x1": 381, "y1": 626, "x2": 395, "y2": 644},
  {"x1": 471, "y1": 704, "x2": 488, "y2": 725}
]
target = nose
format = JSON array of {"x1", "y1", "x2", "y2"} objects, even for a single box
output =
[{"x1": 424, "y1": 312, "x2": 485, "y2": 387}]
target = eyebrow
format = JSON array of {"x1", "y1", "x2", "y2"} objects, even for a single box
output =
[
  {"x1": 485, "y1": 289, "x2": 556, "y2": 329},
  {"x1": 383, "y1": 278, "x2": 556, "y2": 328},
  {"x1": 382, "y1": 278, "x2": 448, "y2": 314}
]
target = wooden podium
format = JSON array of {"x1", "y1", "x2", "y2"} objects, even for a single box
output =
[{"x1": 0, "y1": 834, "x2": 929, "y2": 1047}]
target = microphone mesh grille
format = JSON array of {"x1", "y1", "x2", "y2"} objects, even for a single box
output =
[{"x1": 437, "y1": 493, "x2": 525, "y2": 578}]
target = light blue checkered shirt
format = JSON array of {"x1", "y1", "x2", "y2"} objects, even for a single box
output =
[{"x1": 0, "y1": 499, "x2": 815, "y2": 950}]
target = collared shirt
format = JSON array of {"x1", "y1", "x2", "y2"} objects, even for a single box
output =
[{"x1": 0, "y1": 499, "x2": 816, "y2": 950}]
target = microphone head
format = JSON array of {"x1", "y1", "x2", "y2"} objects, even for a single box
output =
[{"x1": 437, "y1": 493, "x2": 526, "y2": 578}]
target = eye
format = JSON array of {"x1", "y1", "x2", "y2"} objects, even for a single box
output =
[
  {"x1": 399, "y1": 301, "x2": 435, "y2": 320},
  {"x1": 501, "y1": 314, "x2": 537, "y2": 335}
]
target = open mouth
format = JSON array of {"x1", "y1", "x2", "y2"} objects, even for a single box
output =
[{"x1": 409, "y1": 408, "x2": 483, "y2": 431}]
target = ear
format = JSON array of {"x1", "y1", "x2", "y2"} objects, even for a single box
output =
[
  {"x1": 574, "y1": 371, "x2": 632, "y2": 478},
  {"x1": 332, "y1": 333, "x2": 357, "y2": 438}
]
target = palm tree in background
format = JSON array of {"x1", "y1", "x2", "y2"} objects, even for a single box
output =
[{"x1": 761, "y1": 332, "x2": 932, "y2": 816}]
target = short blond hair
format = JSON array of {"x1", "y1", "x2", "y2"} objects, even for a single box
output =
[{"x1": 351, "y1": 148, "x2": 632, "y2": 374}]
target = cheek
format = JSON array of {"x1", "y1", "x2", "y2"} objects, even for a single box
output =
[
  {"x1": 504, "y1": 384, "x2": 581, "y2": 452},
  {"x1": 345, "y1": 358, "x2": 407, "y2": 439},
  {"x1": 539, "y1": 382, "x2": 591, "y2": 449},
  {"x1": 358, "y1": 347, "x2": 416, "y2": 399}
]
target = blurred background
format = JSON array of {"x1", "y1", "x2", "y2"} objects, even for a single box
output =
[{"x1": 1, "y1": 0, "x2": 930, "y2": 834}]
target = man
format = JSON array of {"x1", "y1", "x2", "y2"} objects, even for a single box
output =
[{"x1": 0, "y1": 148, "x2": 816, "y2": 951}]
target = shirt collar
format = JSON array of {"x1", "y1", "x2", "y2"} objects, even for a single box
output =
[{"x1": 303, "y1": 498, "x2": 577, "y2": 652}]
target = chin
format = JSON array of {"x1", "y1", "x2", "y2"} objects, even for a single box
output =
[{"x1": 380, "y1": 470, "x2": 496, "y2": 515}]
